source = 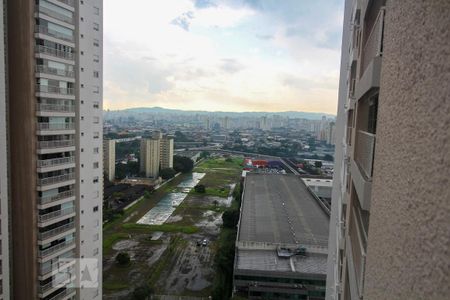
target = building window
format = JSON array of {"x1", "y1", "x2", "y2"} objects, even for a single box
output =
[
  {"x1": 93, "y1": 132, "x2": 99, "y2": 139},
  {"x1": 93, "y1": 23, "x2": 99, "y2": 31},
  {"x1": 94, "y1": 6, "x2": 100, "y2": 15},
  {"x1": 93, "y1": 147, "x2": 99, "y2": 154},
  {"x1": 93, "y1": 116, "x2": 99, "y2": 124},
  {"x1": 93, "y1": 233, "x2": 99, "y2": 241},
  {"x1": 93, "y1": 206, "x2": 99, "y2": 212},
  {"x1": 93, "y1": 39, "x2": 99, "y2": 47},
  {"x1": 93, "y1": 248, "x2": 99, "y2": 256},
  {"x1": 93, "y1": 71, "x2": 99, "y2": 78},
  {"x1": 93, "y1": 86, "x2": 99, "y2": 93},
  {"x1": 93, "y1": 102, "x2": 99, "y2": 108},
  {"x1": 93, "y1": 176, "x2": 99, "y2": 183},
  {"x1": 93, "y1": 162, "x2": 99, "y2": 169},
  {"x1": 93, "y1": 55, "x2": 99, "y2": 63}
]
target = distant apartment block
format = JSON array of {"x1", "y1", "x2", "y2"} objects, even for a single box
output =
[
  {"x1": 5, "y1": 0, "x2": 103, "y2": 298},
  {"x1": 160, "y1": 136, "x2": 174, "y2": 169},
  {"x1": 326, "y1": 1, "x2": 450, "y2": 299},
  {"x1": 234, "y1": 174, "x2": 329, "y2": 299},
  {"x1": 140, "y1": 138, "x2": 161, "y2": 178},
  {"x1": 104, "y1": 139, "x2": 116, "y2": 182}
]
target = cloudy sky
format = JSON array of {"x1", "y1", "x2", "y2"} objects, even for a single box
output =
[{"x1": 104, "y1": 0, "x2": 344, "y2": 114}]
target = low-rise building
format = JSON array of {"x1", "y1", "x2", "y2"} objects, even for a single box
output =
[{"x1": 234, "y1": 173, "x2": 329, "y2": 299}]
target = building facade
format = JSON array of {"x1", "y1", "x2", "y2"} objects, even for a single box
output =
[
  {"x1": 0, "y1": 0, "x2": 10, "y2": 297},
  {"x1": 104, "y1": 139, "x2": 116, "y2": 182},
  {"x1": 160, "y1": 136, "x2": 174, "y2": 170},
  {"x1": 327, "y1": 1, "x2": 450, "y2": 299},
  {"x1": 6, "y1": 0, "x2": 103, "y2": 298},
  {"x1": 140, "y1": 138, "x2": 161, "y2": 178}
]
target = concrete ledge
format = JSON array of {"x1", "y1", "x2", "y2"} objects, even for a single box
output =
[
  {"x1": 351, "y1": 159, "x2": 372, "y2": 211},
  {"x1": 355, "y1": 56, "x2": 382, "y2": 100}
]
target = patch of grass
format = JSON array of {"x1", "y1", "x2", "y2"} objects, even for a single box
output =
[
  {"x1": 122, "y1": 223, "x2": 199, "y2": 234},
  {"x1": 103, "y1": 281, "x2": 130, "y2": 291},
  {"x1": 103, "y1": 232, "x2": 130, "y2": 255},
  {"x1": 149, "y1": 235, "x2": 186, "y2": 289},
  {"x1": 191, "y1": 187, "x2": 229, "y2": 198}
]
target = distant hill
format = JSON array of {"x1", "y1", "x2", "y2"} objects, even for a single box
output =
[{"x1": 104, "y1": 106, "x2": 335, "y2": 120}]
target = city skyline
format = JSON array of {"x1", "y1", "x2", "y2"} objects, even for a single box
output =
[{"x1": 104, "y1": 0, "x2": 344, "y2": 114}]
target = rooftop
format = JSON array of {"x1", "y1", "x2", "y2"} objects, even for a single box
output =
[{"x1": 238, "y1": 174, "x2": 329, "y2": 247}]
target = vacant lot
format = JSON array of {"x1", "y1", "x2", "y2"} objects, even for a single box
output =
[{"x1": 103, "y1": 157, "x2": 243, "y2": 299}]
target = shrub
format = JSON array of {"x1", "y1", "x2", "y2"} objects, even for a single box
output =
[
  {"x1": 115, "y1": 252, "x2": 130, "y2": 266},
  {"x1": 194, "y1": 184, "x2": 206, "y2": 193}
]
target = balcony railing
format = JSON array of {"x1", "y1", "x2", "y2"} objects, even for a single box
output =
[
  {"x1": 35, "y1": 25, "x2": 74, "y2": 43},
  {"x1": 47, "y1": 288, "x2": 76, "y2": 300},
  {"x1": 35, "y1": 45, "x2": 74, "y2": 60},
  {"x1": 354, "y1": 130, "x2": 376, "y2": 179},
  {"x1": 55, "y1": 0, "x2": 75, "y2": 7},
  {"x1": 38, "y1": 139, "x2": 75, "y2": 149},
  {"x1": 38, "y1": 156, "x2": 75, "y2": 168},
  {"x1": 39, "y1": 190, "x2": 75, "y2": 205},
  {"x1": 39, "y1": 222, "x2": 75, "y2": 240},
  {"x1": 36, "y1": 65, "x2": 75, "y2": 78},
  {"x1": 37, "y1": 103, "x2": 75, "y2": 113},
  {"x1": 37, "y1": 123, "x2": 75, "y2": 131},
  {"x1": 36, "y1": 5, "x2": 74, "y2": 24},
  {"x1": 37, "y1": 173, "x2": 76, "y2": 186},
  {"x1": 36, "y1": 84, "x2": 74, "y2": 95},
  {"x1": 39, "y1": 240, "x2": 75, "y2": 258},
  {"x1": 39, "y1": 273, "x2": 72, "y2": 293},
  {"x1": 39, "y1": 207, "x2": 75, "y2": 223},
  {"x1": 361, "y1": 8, "x2": 385, "y2": 76},
  {"x1": 39, "y1": 254, "x2": 75, "y2": 276},
  {"x1": 346, "y1": 126, "x2": 353, "y2": 146}
]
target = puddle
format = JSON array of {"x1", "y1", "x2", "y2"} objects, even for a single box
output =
[{"x1": 137, "y1": 173, "x2": 206, "y2": 225}]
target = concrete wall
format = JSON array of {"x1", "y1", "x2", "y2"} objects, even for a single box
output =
[
  {"x1": 0, "y1": 0, "x2": 10, "y2": 297},
  {"x1": 7, "y1": 0, "x2": 39, "y2": 298},
  {"x1": 364, "y1": 1, "x2": 450, "y2": 299}
]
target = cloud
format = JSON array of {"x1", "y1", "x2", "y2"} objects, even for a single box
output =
[
  {"x1": 220, "y1": 58, "x2": 245, "y2": 74},
  {"x1": 171, "y1": 11, "x2": 195, "y2": 31},
  {"x1": 193, "y1": 0, "x2": 217, "y2": 9},
  {"x1": 255, "y1": 33, "x2": 273, "y2": 40}
]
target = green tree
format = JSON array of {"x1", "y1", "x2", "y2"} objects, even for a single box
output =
[
  {"x1": 314, "y1": 161, "x2": 323, "y2": 168},
  {"x1": 160, "y1": 168, "x2": 176, "y2": 180},
  {"x1": 115, "y1": 252, "x2": 130, "y2": 266},
  {"x1": 173, "y1": 156, "x2": 194, "y2": 173},
  {"x1": 222, "y1": 209, "x2": 240, "y2": 228},
  {"x1": 194, "y1": 184, "x2": 206, "y2": 193},
  {"x1": 132, "y1": 285, "x2": 153, "y2": 300}
]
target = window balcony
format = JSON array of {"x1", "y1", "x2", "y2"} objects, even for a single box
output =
[
  {"x1": 55, "y1": 0, "x2": 75, "y2": 7},
  {"x1": 37, "y1": 156, "x2": 75, "y2": 169},
  {"x1": 39, "y1": 273, "x2": 73, "y2": 294},
  {"x1": 39, "y1": 190, "x2": 75, "y2": 205},
  {"x1": 36, "y1": 84, "x2": 74, "y2": 95},
  {"x1": 39, "y1": 253, "x2": 75, "y2": 277},
  {"x1": 38, "y1": 139, "x2": 75, "y2": 149},
  {"x1": 47, "y1": 288, "x2": 76, "y2": 300},
  {"x1": 360, "y1": 8, "x2": 385, "y2": 77},
  {"x1": 35, "y1": 25, "x2": 74, "y2": 43},
  {"x1": 35, "y1": 45, "x2": 74, "y2": 61},
  {"x1": 38, "y1": 207, "x2": 75, "y2": 223},
  {"x1": 36, "y1": 65, "x2": 74, "y2": 78},
  {"x1": 38, "y1": 240, "x2": 75, "y2": 258},
  {"x1": 37, "y1": 103, "x2": 75, "y2": 113},
  {"x1": 37, "y1": 123, "x2": 75, "y2": 131},
  {"x1": 37, "y1": 173, "x2": 75, "y2": 186},
  {"x1": 39, "y1": 222, "x2": 75, "y2": 241},
  {"x1": 354, "y1": 130, "x2": 376, "y2": 179},
  {"x1": 36, "y1": 5, "x2": 74, "y2": 25}
]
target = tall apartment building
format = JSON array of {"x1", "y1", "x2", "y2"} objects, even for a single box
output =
[
  {"x1": 0, "y1": 1, "x2": 10, "y2": 298},
  {"x1": 6, "y1": 0, "x2": 103, "y2": 299},
  {"x1": 327, "y1": 1, "x2": 450, "y2": 299},
  {"x1": 160, "y1": 136, "x2": 174, "y2": 170},
  {"x1": 104, "y1": 139, "x2": 116, "y2": 182},
  {"x1": 140, "y1": 138, "x2": 161, "y2": 178}
]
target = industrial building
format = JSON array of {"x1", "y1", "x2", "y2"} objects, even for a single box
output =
[{"x1": 234, "y1": 173, "x2": 330, "y2": 299}]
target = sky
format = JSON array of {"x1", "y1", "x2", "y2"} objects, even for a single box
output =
[{"x1": 104, "y1": 0, "x2": 344, "y2": 114}]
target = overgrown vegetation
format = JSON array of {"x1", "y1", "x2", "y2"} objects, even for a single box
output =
[
  {"x1": 173, "y1": 155, "x2": 194, "y2": 173},
  {"x1": 122, "y1": 223, "x2": 199, "y2": 234},
  {"x1": 212, "y1": 183, "x2": 242, "y2": 300}
]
